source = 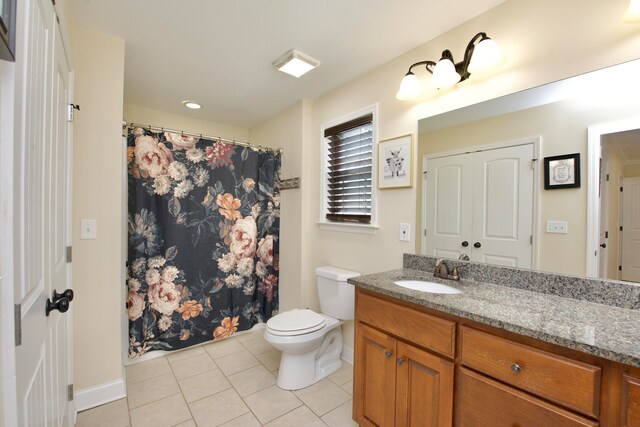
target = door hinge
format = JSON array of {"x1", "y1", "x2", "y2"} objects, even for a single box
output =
[
  {"x1": 621, "y1": 186, "x2": 624, "y2": 192},
  {"x1": 424, "y1": 229, "x2": 427, "y2": 237},
  {"x1": 620, "y1": 226, "x2": 624, "y2": 232},
  {"x1": 67, "y1": 104, "x2": 80, "y2": 122},
  {"x1": 531, "y1": 159, "x2": 537, "y2": 170},
  {"x1": 606, "y1": 173, "x2": 610, "y2": 181},
  {"x1": 530, "y1": 235, "x2": 533, "y2": 244},
  {"x1": 14, "y1": 304, "x2": 22, "y2": 347},
  {"x1": 605, "y1": 231, "x2": 609, "y2": 238},
  {"x1": 66, "y1": 246, "x2": 72, "y2": 263},
  {"x1": 67, "y1": 384, "x2": 74, "y2": 401},
  {"x1": 423, "y1": 171, "x2": 427, "y2": 180},
  {"x1": 619, "y1": 265, "x2": 623, "y2": 271}
]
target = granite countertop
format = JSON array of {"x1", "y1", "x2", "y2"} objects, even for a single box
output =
[{"x1": 348, "y1": 268, "x2": 640, "y2": 368}]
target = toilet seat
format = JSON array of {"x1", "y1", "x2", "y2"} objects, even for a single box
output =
[{"x1": 266, "y1": 309, "x2": 327, "y2": 336}]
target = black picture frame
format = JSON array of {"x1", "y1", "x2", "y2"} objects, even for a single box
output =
[
  {"x1": 544, "y1": 153, "x2": 581, "y2": 190},
  {"x1": 0, "y1": 0, "x2": 16, "y2": 62}
]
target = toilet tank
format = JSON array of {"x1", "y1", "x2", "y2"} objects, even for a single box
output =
[{"x1": 316, "y1": 266, "x2": 360, "y2": 320}]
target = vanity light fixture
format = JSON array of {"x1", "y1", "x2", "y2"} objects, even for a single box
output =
[
  {"x1": 396, "y1": 32, "x2": 502, "y2": 100},
  {"x1": 623, "y1": 0, "x2": 640, "y2": 22},
  {"x1": 182, "y1": 100, "x2": 201, "y2": 109},
  {"x1": 273, "y1": 49, "x2": 320, "y2": 78}
]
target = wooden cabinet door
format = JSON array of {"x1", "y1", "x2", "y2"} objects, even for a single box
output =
[
  {"x1": 354, "y1": 323, "x2": 397, "y2": 427},
  {"x1": 622, "y1": 374, "x2": 640, "y2": 427},
  {"x1": 395, "y1": 341, "x2": 454, "y2": 427}
]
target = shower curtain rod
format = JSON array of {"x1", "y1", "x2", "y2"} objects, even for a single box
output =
[{"x1": 125, "y1": 122, "x2": 283, "y2": 154}]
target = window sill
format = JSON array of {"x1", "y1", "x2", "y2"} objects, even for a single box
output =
[{"x1": 317, "y1": 221, "x2": 379, "y2": 235}]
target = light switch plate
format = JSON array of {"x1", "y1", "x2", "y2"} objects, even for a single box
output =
[
  {"x1": 80, "y1": 219, "x2": 97, "y2": 240},
  {"x1": 546, "y1": 220, "x2": 568, "y2": 234},
  {"x1": 400, "y1": 223, "x2": 411, "y2": 242}
]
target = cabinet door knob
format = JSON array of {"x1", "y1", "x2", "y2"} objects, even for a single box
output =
[
  {"x1": 474, "y1": 242, "x2": 482, "y2": 248},
  {"x1": 461, "y1": 241, "x2": 469, "y2": 247},
  {"x1": 397, "y1": 358, "x2": 404, "y2": 366},
  {"x1": 385, "y1": 351, "x2": 392, "y2": 359},
  {"x1": 511, "y1": 363, "x2": 522, "y2": 374}
]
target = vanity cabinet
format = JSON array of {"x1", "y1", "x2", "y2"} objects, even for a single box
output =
[
  {"x1": 354, "y1": 293, "x2": 455, "y2": 426},
  {"x1": 353, "y1": 289, "x2": 640, "y2": 427}
]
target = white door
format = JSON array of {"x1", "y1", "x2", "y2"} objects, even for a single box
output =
[
  {"x1": 598, "y1": 146, "x2": 609, "y2": 279},
  {"x1": 424, "y1": 153, "x2": 473, "y2": 260},
  {"x1": 48, "y1": 24, "x2": 74, "y2": 426},
  {"x1": 622, "y1": 177, "x2": 640, "y2": 282},
  {"x1": 14, "y1": 0, "x2": 74, "y2": 425},
  {"x1": 425, "y1": 144, "x2": 534, "y2": 267},
  {"x1": 472, "y1": 144, "x2": 534, "y2": 268}
]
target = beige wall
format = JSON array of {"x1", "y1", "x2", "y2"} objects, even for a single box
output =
[
  {"x1": 72, "y1": 25, "x2": 125, "y2": 390},
  {"x1": 624, "y1": 163, "x2": 640, "y2": 177},
  {"x1": 124, "y1": 104, "x2": 249, "y2": 142},
  {"x1": 250, "y1": 0, "x2": 640, "y2": 349},
  {"x1": 250, "y1": 101, "x2": 308, "y2": 312},
  {"x1": 416, "y1": 95, "x2": 640, "y2": 276}
]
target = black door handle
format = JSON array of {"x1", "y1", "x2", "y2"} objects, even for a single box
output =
[
  {"x1": 52, "y1": 288, "x2": 74, "y2": 303},
  {"x1": 600, "y1": 243, "x2": 607, "y2": 248},
  {"x1": 461, "y1": 241, "x2": 469, "y2": 247},
  {"x1": 474, "y1": 242, "x2": 482, "y2": 248},
  {"x1": 46, "y1": 297, "x2": 70, "y2": 316}
]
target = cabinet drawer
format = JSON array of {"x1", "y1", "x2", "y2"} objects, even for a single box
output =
[
  {"x1": 461, "y1": 326, "x2": 601, "y2": 418},
  {"x1": 458, "y1": 368, "x2": 598, "y2": 427},
  {"x1": 357, "y1": 291, "x2": 456, "y2": 358}
]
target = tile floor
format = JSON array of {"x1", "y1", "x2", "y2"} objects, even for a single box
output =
[{"x1": 76, "y1": 329, "x2": 357, "y2": 427}]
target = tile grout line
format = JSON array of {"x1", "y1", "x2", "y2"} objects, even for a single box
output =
[{"x1": 164, "y1": 357, "x2": 198, "y2": 426}]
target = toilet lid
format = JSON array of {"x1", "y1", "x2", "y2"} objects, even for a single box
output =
[{"x1": 267, "y1": 309, "x2": 326, "y2": 335}]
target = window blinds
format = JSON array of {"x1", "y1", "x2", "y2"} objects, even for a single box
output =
[{"x1": 325, "y1": 114, "x2": 373, "y2": 223}]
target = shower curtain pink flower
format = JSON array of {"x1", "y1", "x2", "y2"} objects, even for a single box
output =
[{"x1": 126, "y1": 127, "x2": 281, "y2": 357}]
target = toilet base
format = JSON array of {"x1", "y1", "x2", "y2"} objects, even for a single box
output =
[{"x1": 276, "y1": 327, "x2": 343, "y2": 390}]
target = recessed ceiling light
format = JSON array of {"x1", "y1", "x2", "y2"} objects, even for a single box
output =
[
  {"x1": 273, "y1": 49, "x2": 320, "y2": 78},
  {"x1": 182, "y1": 100, "x2": 201, "y2": 109}
]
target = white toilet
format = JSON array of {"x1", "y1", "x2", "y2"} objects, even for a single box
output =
[{"x1": 264, "y1": 266, "x2": 360, "y2": 390}]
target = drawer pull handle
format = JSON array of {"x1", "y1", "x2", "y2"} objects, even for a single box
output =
[
  {"x1": 385, "y1": 351, "x2": 392, "y2": 359},
  {"x1": 397, "y1": 358, "x2": 405, "y2": 366},
  {"x1": 511, "y1": 363, "x2": 522, "y2": 374}
]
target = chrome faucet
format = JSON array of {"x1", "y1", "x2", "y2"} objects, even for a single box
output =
[{"x1": 434, "y1": 258, "x2": 460, "y2": 281}]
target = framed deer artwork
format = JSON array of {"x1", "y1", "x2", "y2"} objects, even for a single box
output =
[{"x1": 378, "y1": 134, "x2": 413, "y2": 189}]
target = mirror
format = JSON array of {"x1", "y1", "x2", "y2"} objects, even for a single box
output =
[{"x1": 416, "y1": 59, "x2": 640, "y2": 281}]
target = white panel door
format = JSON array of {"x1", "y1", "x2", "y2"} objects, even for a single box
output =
[
  {"x1": 425, "y1": 154, "x2": 473, "y2": 260},
  {"x1": 598, "y1": 146, "x2": 609, "y2": 279},
  {"x1": 425, "y1": 144, "x2": 534, "y2": 267},
  {"x1": 47, "y1": 23, "x2": 73, "y2": 426},
  {"x1": 14, "y1": 0, "x2": 54, "y2": 425},
  {"x1": 472, "y1": 144, "x2": 534, "y2": 268},
  {"x1": 622, "y1": 177, "x2": 640, "y2": 282},
  {"x1": 14, "y1": 0, "x2": 73, "y2": 425}
]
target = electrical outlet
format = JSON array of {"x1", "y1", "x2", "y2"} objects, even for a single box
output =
[
  {"x1": 80, "y1": 219, "x2": 97, "y2": 240},
  {"x1": 546, "y1": 221, "x2": 568, "y2": 234},
  {"x1": 399, "y1": 223, "x2": 410, "y2": 242}
]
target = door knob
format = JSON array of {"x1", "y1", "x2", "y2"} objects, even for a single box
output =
[
  {"x1": 52, "y1": 288, "x2": 74, "y2": 303},
  {"x1": 474, "y1": 242, "x2": 481, "y2": 248},
  {"x1": 397, "y1": 358, "x2": 404, "y2": 366},
  {"x1": 46, "y1": 297, "x2": 69, "y2": 316},
  {"x1": 461, "y1": 241, "x2": 469, "y2": 247},
  {"x1": 385, "y1": 351, "x2": 393, "y2": 359},
  {"x1": 600, "y1": 243, "x2": 607, "y2": 248}
]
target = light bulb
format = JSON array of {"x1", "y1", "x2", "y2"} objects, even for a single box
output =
[
  {"x1": 468, "y1": 37, "x2": 503, "y2": 74},
  {"x1": 396, "y1": 72, "x2": 422, "y2": 100},
  {"x1": 431, "y1": 59, "x2": 461, "y2": 89},
  {"x1": 624, "y1": 0, "x2": 640, "y2": 22}
]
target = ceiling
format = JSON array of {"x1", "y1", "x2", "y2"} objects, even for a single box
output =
[
  {"x1": 72, "y1": 0, "x2": 506, "y2": 129},
  {"x1": 603, "y1": 128, "x2": 640, "y2": 165}
]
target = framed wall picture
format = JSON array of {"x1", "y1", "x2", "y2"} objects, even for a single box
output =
[
  {"x1": 378, "y1": 134, "x2": 413, "y2": 189},
  {"x1": 0, "y1": 0, "x2": 16, "y2": 62},
  {"x1": 544, "y1": 153, "x2": 580, "y2": 189}
]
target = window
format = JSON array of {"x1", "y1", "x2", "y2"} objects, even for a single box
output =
[{"x1": 321, "y1": 106, "x2": 377, "y2": 232}]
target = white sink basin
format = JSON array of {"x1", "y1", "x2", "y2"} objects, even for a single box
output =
[{"x1": 393, "y1": 280, "x2": 463, "y2": 294}]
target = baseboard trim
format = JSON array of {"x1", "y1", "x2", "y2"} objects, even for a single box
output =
[
  {"x1": 75, "y1": 378, "x2": 126, "y2": 412},
  {"x1": 341, "y1": 344, "x2": 354, "y2": 365}
]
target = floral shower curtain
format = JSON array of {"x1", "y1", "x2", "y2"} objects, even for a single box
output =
[{"x1": 126, "y1": 127, "x2": 281, "y2": 358}]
